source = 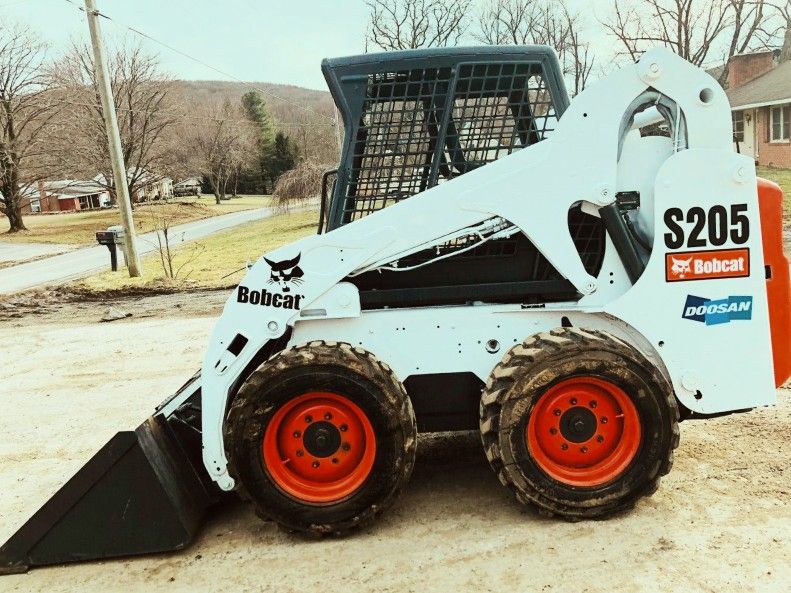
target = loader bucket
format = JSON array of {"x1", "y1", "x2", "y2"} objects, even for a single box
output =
[{"x1": 0, "y1": 409, "x2": 220, "y2": 574}]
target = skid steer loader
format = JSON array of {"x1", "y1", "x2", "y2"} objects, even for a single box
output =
[{"x1": 2, "y1": 45, "x2": 790, "y2": 574}]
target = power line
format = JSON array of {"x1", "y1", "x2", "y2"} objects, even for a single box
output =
[
  {"x1": 50, "y1": 96, "x2": 334, "y2": 128},
  {"x1": 62, "y1": 0, "x2": 336, "y2": 124}
]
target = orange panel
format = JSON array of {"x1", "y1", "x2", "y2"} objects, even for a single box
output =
[{"x1": 757, "y1": 178, "x2": 791, "y2": 387}]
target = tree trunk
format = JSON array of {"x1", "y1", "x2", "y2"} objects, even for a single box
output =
[
  {"x1": 209, "y1": 172, "x2": 222, "y2": 204},
  {"x1": 781, "y1": 25, "x2": 791, "y2": 63},
  {"x1": 4, "y1": 196, "x2": 27, "y2": 232},
  {"x1": 220, "y1": 176, "x2": 227, "y2": 201}
]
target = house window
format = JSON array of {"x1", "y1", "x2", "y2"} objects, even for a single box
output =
[
  {"x1": 770, "y1": 105, "x2": 790, "y2": 142},
  {"x1": 732, "y1": 111, "x2": 744, "y2": 142},
  {"x1": 78, "y1": 194, "x2": 100, "y2": 210}
]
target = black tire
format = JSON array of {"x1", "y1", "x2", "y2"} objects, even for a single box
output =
[
  {"x1": 480, "y1": 327, "x2": 680, "y2": 519},
  {"x1": 224, "y1": 340, "x2": 416, "y2": 535}
]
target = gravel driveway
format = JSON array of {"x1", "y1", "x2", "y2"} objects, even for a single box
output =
[{"x1": 0, "y1": 295, "x2": 788, "y2": 593}]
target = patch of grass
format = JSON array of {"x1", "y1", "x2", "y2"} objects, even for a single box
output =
[
  {"x1": 1, "y1": 195, "x2": 271, "y2": 245},
  {"x1": 757, "y1": 166, "x2": 791, "y2": 218},
  {"x1": 76, "y1": 209, "x2": 319, "y2": 293}
]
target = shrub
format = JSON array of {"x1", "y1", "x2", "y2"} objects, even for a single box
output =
[{"x1": 273, "y1": 161, "x2": 326, "y2": 211}]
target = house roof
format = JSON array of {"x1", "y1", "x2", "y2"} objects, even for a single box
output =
[
  {"x1": 41, "y1": 180, "x2": 107, "y2": 199},
  {"x1": 174, "y1": 177, "x2": 201, "y2": 186},
  {"x1": 93, "y1": 169, "x2": 171, "y2": 186},
  {"x1": 726, "y1": 60, "x2": 791, "y2": 109},
  {"x1": 706, "y1": 64, "x2": 725, "y2": 84}
]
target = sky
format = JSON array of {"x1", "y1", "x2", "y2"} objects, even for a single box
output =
[{"x1": 0, "y1": 0, "x2": 621, "y2": 90}]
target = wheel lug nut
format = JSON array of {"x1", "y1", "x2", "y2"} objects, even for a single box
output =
[
  {"x1": 305, "y1": 415, "x2": 313, "y2": 423},
  {"x1": 553, "y1": 409, "x2": 561, "y2": 416},
  {"x1": 561, "y1": 443, "x2": 569, "y2": 450},
  {"x1": 596, "y1": 435, "x2": 604, "y2": 443},
  {"x1": 340, "y1": 424, "x2": 348, "y2": 432},
  {"x1": 549, "y1": 428, "x2": 558, "y2": 435},
  {"x1": 601, "y1": 417, "x2": 608, "y2": 424},
  {"x1": 332, "y1": 458, "x2": 339, "y2": 464},
  {"x1": 293, "y1": 431, "x2": 301, "y2": 438},
  {"x1": 590, "y1": 401, "x2": 597, "y2": 408},
  {"x1": 580, "y1": 446, "x2": 588, "y2": 453},
  {"x1": 324, "y1": 412, "x2": 333, "y2": 420},
  {"x1": 296, "y1": 449, "x2": 304, "y2": 457},
  {"x1": 341, "y1": 442, "x2": 351, "y2": 451},
  {"x1": 570, "y1": 398, "x2": 577, "y2": 405},
  {"x1": 312, "y1": 461, "x2": 320, "y2": 468}
]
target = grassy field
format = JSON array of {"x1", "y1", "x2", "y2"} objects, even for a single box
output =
[
  {"x1": 1, "y1": 195, "x2": 270, "y2": 245},
  {"x1": 76, "y1": 209, "x2": 319, "y2": 292},
  {"x1": 757, "y1": 166, "x2": 791, "y2": 218}
]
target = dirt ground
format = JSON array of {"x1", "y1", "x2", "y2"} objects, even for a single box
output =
[{"x1": 0, "y1": 292, "x2": 789, "y2": 593}]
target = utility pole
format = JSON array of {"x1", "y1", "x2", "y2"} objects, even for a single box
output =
[{"x1": 84, "y1": 0, "x2": 142, "y2": 276}]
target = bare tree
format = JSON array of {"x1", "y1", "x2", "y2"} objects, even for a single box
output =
[
  {"x1": 147, "y1": 201, "x2": 205, "y2": 280},
  {"x1": 564, "y1": 9, "x2": 594, "y2": 95},
  {"x1": 603, "y1": 0, "x2": 779, "y2": 84},
  {"x1": 769, "y1": 0, "x2": 791, "y2": 61},
  {"x1": 0, "y1": 25, "x2": 62, "y2": 232},
  {"x1": 475, "y1": 0, "x2": 593, "y2": 95},
  {"x1": 476, "y1": 0, "x2": 540, "y2": 45},
  {"x1": 52, "y1": 40, "x2": 175, "y2": 203},
  {"x1": 366, "y1": 0, "x2": 471, "y2": 50},
  {"x1": 188, "y1": 100, "x2": 255, "y2": 204}
]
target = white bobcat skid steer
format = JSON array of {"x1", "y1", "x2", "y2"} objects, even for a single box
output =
[{"x1": 2, "y1": 46, "x2": 790, "y2": 573}]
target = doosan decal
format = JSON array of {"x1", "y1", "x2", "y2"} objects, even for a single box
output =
[
  {"x1": 682, "y1": 295, "x2": 753, "y2": 325},
  {"x1": 665, "y1": 248, "x2": 750, "y2": 282}
]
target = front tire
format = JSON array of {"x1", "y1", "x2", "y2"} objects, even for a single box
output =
[
  {"x1": 225, "y1": 341, "x2": 416, "y2": 535},
  {"x1": 480, "y1": 327, "x2": 680, "y2": 519}
]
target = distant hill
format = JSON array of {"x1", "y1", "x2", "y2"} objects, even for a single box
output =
[{"x1": 173, "y1": 80, "x2": 338, "y2": 164}]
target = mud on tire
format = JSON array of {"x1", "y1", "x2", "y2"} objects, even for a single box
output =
[
  {"x1": 480, "y1": 327, "x2": 680, "y2": 519},
  {"x1": 224, "y1": 341, "x2": 416, "y2": 535}
]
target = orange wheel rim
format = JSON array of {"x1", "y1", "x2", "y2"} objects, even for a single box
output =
[
  {"x1": 526, "y1": 377, "x2": 642, "y2": 487},
  {"x1": 262, "y1": 392, "x2": 376, "y2": 503}
]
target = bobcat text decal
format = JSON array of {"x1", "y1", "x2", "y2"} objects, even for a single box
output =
[
  {"x1": 665, "y1": 248, "x2": 750, "y2": 282},
  {"x1": 236, "y1": 253, "x2": 306, "y2": 310},
  {"x1": 237, "y1": 286, "x2": 304, "y2": 310},
  {"x1": 682, "y1": 294, "x2": 752, "y2": 325}
]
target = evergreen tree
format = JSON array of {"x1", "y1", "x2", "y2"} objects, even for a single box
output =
[
  {"x1": 265, "y1": 132, "x2": 300, "y2": 184},
  {"x1": 241, "y1": 90, "x2": 275, "y2": 192}
]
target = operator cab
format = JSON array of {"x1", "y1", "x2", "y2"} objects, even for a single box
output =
[{"x1": 320, "y1": 46, "x2": 605, "y2": 308}]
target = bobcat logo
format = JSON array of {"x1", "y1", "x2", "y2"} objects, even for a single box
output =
[
  {"x1": 265, "y1": 253, "x2": 304, "y2": 292},
  {"x1": 670, "y1": 256, "x2": 692, "y2": 279}
]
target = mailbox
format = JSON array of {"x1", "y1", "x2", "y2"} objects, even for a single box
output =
[{"x1": 95, "y1": 226, "x2": 126, "y2": 271}]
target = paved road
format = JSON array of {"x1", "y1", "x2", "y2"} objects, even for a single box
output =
[
  {"x1": 0, "y1": 242, "x2": 74, "y2": 264},
  {"x1": 0, "y1": 207, "x2": 275, "y2": 294}
]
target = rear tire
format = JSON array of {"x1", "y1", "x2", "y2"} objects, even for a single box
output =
[
  {"x1": 480, "y1": 327, "x2": 679, "y2": 519},
  {"x1": 225, "y1": 341, "x2": 416, "y2": 535}
]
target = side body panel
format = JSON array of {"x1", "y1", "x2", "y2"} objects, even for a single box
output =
[{"x1": 604, "y1": 150, "x2": 775, "y2": 412}]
